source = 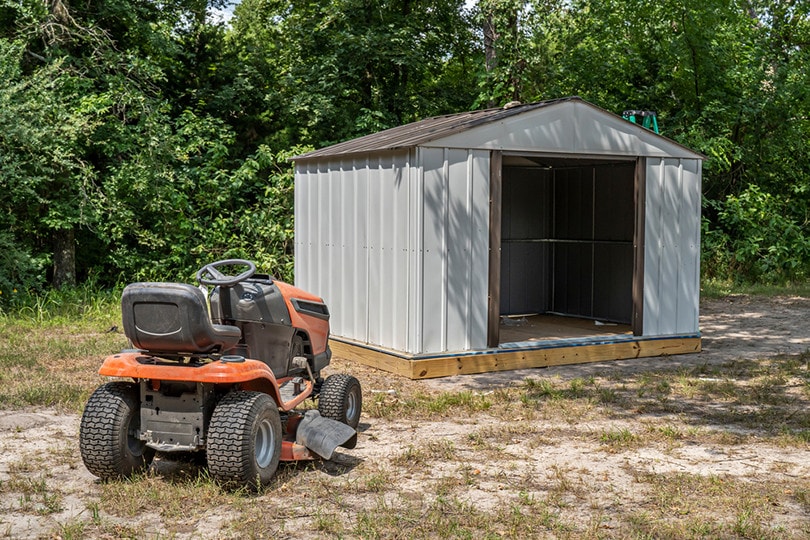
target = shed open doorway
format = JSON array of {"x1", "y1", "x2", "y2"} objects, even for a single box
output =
[{"x1": 495, "y1": 154, "x2": 639, "y2": 347}]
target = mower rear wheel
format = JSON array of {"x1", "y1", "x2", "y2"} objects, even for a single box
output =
[
  {"x1": 207, "y1": 391, "x2": 282, "y2": 488},
  {"x1": 79, "y1": 382, "x2": 155, "y2": 480},
  {"x1": 318, "y1": 374, "x2": 362, "y2": 429}
]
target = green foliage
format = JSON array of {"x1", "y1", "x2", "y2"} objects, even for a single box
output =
[
  {"x1": 0, "y1": 231, "x2": 47, "y2": 307},
  {"x1": 0, "y1": 0, "x2": 808, "y2": 288},
  {"x1": 232, "y1": 0, "x2": 479, "y2": 147},
  {"x1": 707, "y1": 185, "x2": 810, "y2": 283}
]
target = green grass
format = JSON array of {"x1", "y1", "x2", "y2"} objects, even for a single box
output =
[
  {"x1": 701, "y1": 278, "x2": 810, "y2": 299},
  {"x1": 0, "y1": 285, "x2": 124, "y2": 412}
]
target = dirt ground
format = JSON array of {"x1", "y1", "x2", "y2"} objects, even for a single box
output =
[{"x1": 1, "y1": 295, "x2": 809, "y2": 538}]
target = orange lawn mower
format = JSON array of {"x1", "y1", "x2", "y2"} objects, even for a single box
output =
[{"x1": 79, "y1": 259, "x2": 362, "y2": 488}]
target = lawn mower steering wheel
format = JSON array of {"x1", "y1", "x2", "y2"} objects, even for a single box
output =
[{"x1": 196, "y1": 259, "x2": 256, "y2": 286}]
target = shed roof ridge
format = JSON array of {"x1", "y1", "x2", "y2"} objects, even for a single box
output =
[
  {"x1": 290, "y1": 96, "x2": 704, "y2": 161},
  {"x1": 291, "y1": 97, "x2": 583, "y2": 160}
]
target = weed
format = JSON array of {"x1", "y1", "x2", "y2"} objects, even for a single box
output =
[
  {"x1": 57, "y1": 519, "x2": 86, "y2": 540},
  {"x1": 361, "y1": 471, "x2": 391, "y2": 493},
  {"x1": 391, "y1": 438, "x2": 455, "y2": 470},
  {"x1": 524, "y1": 378, "x2": 561, "y2": 400},
  {"x1": 793, "y1": 487, "x2": 810, "y2": 513},
  {"x1": 87, "y1": 501, "x2": 102, "y2": 525},
  {"x1": 6, "y1": 475, "x2": 63, "y2": 515},
  {"x1": 599, "y1": 427, "x2": 639, "y2": 449},
  {"x1": 656, "y1": 424, "x2": 683, "y2": 440},
  {"x1": 597, "y1": 387, "x2": 621, "y2": 404},
  {"x1": 314, "y1": 507, "x2": 344, "y2": 535}
]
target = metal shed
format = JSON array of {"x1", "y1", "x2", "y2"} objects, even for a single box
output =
[{"x1": 292, "y1": 97, "x2": 703, "y2": 378}]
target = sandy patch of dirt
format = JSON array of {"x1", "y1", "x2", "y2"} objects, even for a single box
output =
[{"x1": 1, "y1": 295, "x2": 809, "y2": 538}]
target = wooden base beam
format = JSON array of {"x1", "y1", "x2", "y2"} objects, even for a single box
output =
[{"x1": 329, "y1": 337, "x2": 702, "y2": 379}]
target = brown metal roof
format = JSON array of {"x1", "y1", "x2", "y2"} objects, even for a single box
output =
[{"x1": 291, "y1": 97, "x2": 582, "y2": 161}]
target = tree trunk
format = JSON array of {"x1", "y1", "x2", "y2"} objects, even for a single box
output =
[
  {"x1": 484, "y1": 13, "x2": 498, "y2": 108},
  {"x1": 52, "y1": 227, "x2": 76, "y2": 289},
  {"x1": 484, "y1": 14, "x2": 498, "y2": 73}
]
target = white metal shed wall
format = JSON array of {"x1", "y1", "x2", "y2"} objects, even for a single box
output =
[
  {"x1": 295, "y1": 153, "x2": 412, "y2": 352},
  {"x1": 643, "y1": 157, "x2": 702, "y2": 335},
  {"x1": 418, "y1": 147, "x2": 490, "y2": 354},
  {"x1": 295, "y1": 148, "x2": 490, "y2": 355}
]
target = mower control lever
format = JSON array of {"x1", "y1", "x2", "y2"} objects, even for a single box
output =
[{"x1": 196, "y1": 259, "x2": 257, "y2": 286}]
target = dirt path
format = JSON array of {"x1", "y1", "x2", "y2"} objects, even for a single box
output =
[{"x1": 1, "y1": 295, "x2": 809, "y2": 538}]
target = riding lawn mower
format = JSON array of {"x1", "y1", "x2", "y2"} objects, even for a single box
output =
[{"x1": 79, "y1": 259, "x2": 362, "y2": 488}]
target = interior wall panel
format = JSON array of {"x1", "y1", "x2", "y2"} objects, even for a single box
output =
[
  {"x1": 593, "y1": 244, "x2": 634, "y2": 321},
  {"x1": 500, "y1": 167, "x2": 552, "y2": 315}
]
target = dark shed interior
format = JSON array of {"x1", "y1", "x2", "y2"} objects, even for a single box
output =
[{"x1": 499, "y1": 156, "x2": 636, "y2": 326}]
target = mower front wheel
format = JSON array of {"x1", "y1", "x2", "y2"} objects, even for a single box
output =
[
  {"x1": 206, "y1": 391, "x2": 282, "y2": 489},
  {"x1": 79, "y1": 382, "x2": 155, "y2": 480},
  {"x1": 318, "y1": 374, "x2": 362, "y2": 429}
]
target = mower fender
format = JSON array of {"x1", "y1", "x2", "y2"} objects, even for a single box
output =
[
  {"x1": 99, "y1": 352, "x2": 276, "y2": 384},
  {"x1": 99, "y1": 352, "x2": 313, "y2": 412},
  {"x1": 295, "y1": 410, "x2": 357, "y2": 460}
]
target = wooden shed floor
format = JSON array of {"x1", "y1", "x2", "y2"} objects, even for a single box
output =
[{"x1": 498, "y1": 314, "x2": 631, "y2": 345}]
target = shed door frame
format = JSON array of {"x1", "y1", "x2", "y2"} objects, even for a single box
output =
[{"x1": 486, "y1": 151, "x2": 645, "y2": 348}]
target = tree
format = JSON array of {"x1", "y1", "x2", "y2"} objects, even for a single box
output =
[
  {"x1": 0, "y1": 36, "x2": 102, "y2": 288},
  {"x1": 230, "y1": 0, "x2": 481, "y2": 148}
]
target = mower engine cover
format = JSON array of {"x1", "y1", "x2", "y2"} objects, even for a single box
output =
[
  {"x1": 208, "y1": 275, "x2": 295, "y2": 378},
  {"x1": 209, "y1": 273, "x2": 331, "y2": 379},
  {"x1": 209, "y1": 274, "x2": 290, "y2": 325}
]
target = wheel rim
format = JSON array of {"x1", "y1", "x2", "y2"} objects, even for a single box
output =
[
  {"x1": 255, "y1": 418, "x2": 276, "y2": 469},
  {"x1": 126, "y1": 411, "x2": 144, "y2": 458},
  {"x1": 346, "y1": 388, "x2": 359, "y2": 423}
]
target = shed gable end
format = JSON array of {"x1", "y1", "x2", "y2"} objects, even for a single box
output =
[{"x1": 422, "y1": 101, "x2": 698, "y2": 159}]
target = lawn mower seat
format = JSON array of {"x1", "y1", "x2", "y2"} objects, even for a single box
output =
[{"x1": 121, "y1": 282, "x2": 242, "y2": 354}]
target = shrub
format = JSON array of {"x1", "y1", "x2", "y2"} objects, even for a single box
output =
[{"x1": 704, "y1": 185, "x2": 810, "y2": 284}]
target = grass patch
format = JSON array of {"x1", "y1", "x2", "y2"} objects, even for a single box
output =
[
  {"x1": 366, "y1": 389, "x2": 495, "y2": 420},
  {"x1": 2, "y1": 474, "x2": 63, "y2": 515},
  {"x1": 599, "y1": 427, "x2": 639, "y2": 450},
  {"x1": 625, "y1": 471, "x2": 802, "y2": 539},
  {"x1": 700, "y1": 279, "x2": 810, "y2": 299},
  {"x1": 0, "y1": 289, "x2": 123, "y2": 412}
]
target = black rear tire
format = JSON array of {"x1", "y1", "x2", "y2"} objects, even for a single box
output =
[
  {"x1": 318, "y1": 374, "x2": 362, "y2": 429},
  {"x1": 206, "y1": 391, "x2": 282, "y2": 489},
  {"x1": 80, "y1": 382, "x2": 155, "y2": 480}
]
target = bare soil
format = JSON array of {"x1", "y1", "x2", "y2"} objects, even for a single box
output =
[{"x1": 1, "y1": 295, "x2": 809, "y2": 538}]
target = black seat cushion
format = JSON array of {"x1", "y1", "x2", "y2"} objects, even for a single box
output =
[{"x1": 121, "y1": 282, "x2": 241, "y2": 354}]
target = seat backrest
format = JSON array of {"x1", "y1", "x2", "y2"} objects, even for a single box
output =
[{"x1": 121, "y1": 282, "x2": 241, "y2": 354}]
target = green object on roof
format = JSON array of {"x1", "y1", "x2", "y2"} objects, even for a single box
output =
[{"x1": 622, "y1": 109, "x2": 659, "y2": 134}]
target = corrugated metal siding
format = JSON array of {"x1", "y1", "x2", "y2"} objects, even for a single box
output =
[
  {"x1": 418, "y1": 148, "x2": 490, "y2": 353},
  {"x1": 643, "y1": 158, "x2": 701, "y2": 335},
  {"x1": 295, "y1": 152, "x2": 412, "y2": 352},
  {"x1": 295, "y1": 149, "x2": 489, "y2": 355}
]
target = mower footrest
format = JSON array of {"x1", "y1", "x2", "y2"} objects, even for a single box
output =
[{"x1": 277, "y1": 377, "x2": 313, "y2": 410}]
